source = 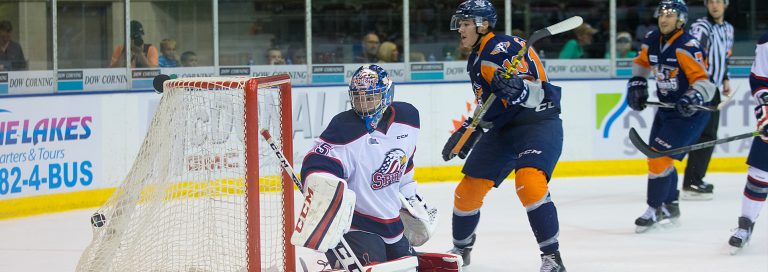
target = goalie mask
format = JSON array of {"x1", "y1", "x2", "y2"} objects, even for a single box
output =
[
  {"x1": 349, "y1": 64, "x2": 394, "y2": 133},
  {"x1": 450, "y1": 0, "x2": 498, "y2": 31}
]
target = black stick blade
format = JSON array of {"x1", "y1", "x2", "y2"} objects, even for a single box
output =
[
  {"x1": 153, "y1": 74, "x2": 171, "y2": 93},
  {"x1": 628, "y1": 127, "x2": 662, "y2": 158}
]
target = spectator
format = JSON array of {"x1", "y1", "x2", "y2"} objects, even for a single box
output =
[
  {"x1": 377, "y1": 41, "x2": 399, "y2": 62},
  {"x1": 355, "y1": 32, "x2": 380, "y2": 63},
  {"x1": 409, "y1": 52, "x2": 426, "y2": 62},
  {"x1": 0, "y1": 20, "x2": 26, "y2": 71},
  {"x1": 266, "y1": 48, "x2": 285, "y2": 65},
  {"x1": 158, "y1": 38, "x2": 179, "y2": 67},
  {"x1": 559, "y1": 23, "x2": 598, "y2": 59},
  {"x1": 605, "y1": 32, "x2": 638, "y2": 58},
  {"x1": 110, "y1": 20, "x2": 158, "y2": 68},
  {"x1": 292, "y1": 48, "x2": 307, "y2": 65},
  {"x1": 180, "y1": 51, "x2": 198, "y2": 67}
]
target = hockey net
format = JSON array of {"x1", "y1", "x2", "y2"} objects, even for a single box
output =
[{"x1": 76, "y1": 75, "x2": 295, "y2": 272}]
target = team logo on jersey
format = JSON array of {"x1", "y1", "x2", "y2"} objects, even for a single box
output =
[
  {"x1": 490, "y1": 42, "x2": 510, "y2": 55},
  {"x1": 371, "y1": 148, "x2": 408, "y2": 190},
  {"x1": 652, "y1": 64, "x2": 680, "y2": 95},
  {"x1": 684, "y1": 39, "x2": 701, "y2": 48}
]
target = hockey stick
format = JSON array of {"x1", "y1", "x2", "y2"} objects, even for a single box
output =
[
  {"x1": 645, "y1": 101, "x2": 717, "y2": 112},
  {"x1": 628, "y1": 127, "x2": 760, "y2": 158},
  {"x1": 718, "y1": 86, "x2": 737, "y2": 110},
  {"x1": 449, "y1": 16, "x2": 584, "y2": 156},
  {"x1": 260, "y1": 129, "x2": 366, "y2": 272}
]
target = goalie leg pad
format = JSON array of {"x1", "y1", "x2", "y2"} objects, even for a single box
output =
[
  {"x1": 515, "y1": 167, "x2": 549, "y2": 208},
  {"x1": 417, "y1": 252, "x2": 464, "y2": 272},
  {"x1": 291, "y1": 173, "x2": 356, "y2": 252},
  {"x1": 454, "y1": 176, "x2": 494, "y2": 212}
]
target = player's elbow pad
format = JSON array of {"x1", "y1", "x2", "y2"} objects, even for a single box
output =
[
  {"x1": 291, "y1": 173, "x2": 356, "y2": 252},
  {"x1": 520, "y1": 79, "x2": 545, "y2": 108},
  {"x1": 691, "y1": 79, "x2": 717, "y2": 102}
]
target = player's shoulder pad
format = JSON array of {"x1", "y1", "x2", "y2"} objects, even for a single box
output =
[
  {"x1": 484, "y1": 34, "x2": 521, "y2": 59},
  {"x1": 642, "y1": 29, "x2": 659, "y2": 44},
  {"x1": 390, "y1": 102, "x2": 420, "y2": 128},
  {"x1": 679, "y1": 33, "x2": 703, "y2": 52},
  {"x1": 319, "y1": 110, "x2": 368, "y2": 145},
  {"x1": 759, "y1": 32, "x2": 768, "y2": 45}
]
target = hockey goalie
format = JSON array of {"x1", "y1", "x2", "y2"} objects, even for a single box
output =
[{"x1": 292, "y1": 65, "x2": 462, "y2": 272}]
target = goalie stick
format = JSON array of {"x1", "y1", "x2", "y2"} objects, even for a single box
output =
[
  {"x1": 449, "y1": 16, "x2": 584, "y2": 156},
  {"x1": 261, "y1": 129, "x2": 366, "y2": 272},
  {"x1": 628, "y1": 127, "x2": 760, "y2": 158}
]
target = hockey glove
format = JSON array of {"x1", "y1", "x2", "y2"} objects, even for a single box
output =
[
  {"x1": 626, "y1": 76, "x2": 649, "y2": 111},
  {"x1": 399, "y1": 194, "x2": 438, "y2": 246},
  {"x1": 491, "y1": 69, "x2": 529, "y2": 106},
  {"x1": 676, "y1": 89, "x2": 705, "y2": 117},
  {"x1": 756, "y1": 103, "x2": 768, "y2": 142},
  {"x1": 441, "y1": 118, "x2": 484, "y2": 161}
]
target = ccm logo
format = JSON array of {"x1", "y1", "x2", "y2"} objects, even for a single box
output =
[
  {"x1": 295, "y1": 188, "x2": 314, "y2": 233},
  {"x1": 397, "y1": 134, "x2": 408, "y2": 139},
  {"x1": 518, "y1": 149, "x2": 542, "y2": 158}
]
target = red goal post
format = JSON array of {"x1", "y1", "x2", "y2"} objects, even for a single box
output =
[{"x1": 76, "y1": 74, "x2": 295, "y2": 272}]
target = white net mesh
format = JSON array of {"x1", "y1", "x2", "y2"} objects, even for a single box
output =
[{"x1": 76, "y1": 76, "x2": 293, "y2": 272}]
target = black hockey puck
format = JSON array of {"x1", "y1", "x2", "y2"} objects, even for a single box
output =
[{"x1": 91, "y1": 212, "x2": 106, "y2": 228}]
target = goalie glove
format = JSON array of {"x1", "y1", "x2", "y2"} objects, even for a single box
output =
[
  {"x1": 291, "y1": 173, "x2": 356, "y2": 252},
  {"x1": 399, "y1": 194, "x2": 438, "y2": 247}
]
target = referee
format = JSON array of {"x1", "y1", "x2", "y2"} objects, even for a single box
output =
[{"x1": 684, "y1": 0, "x2": 734, "y2": 200}]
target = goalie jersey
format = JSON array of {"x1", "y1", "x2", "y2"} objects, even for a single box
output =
[{"x1": 300, "y1": 101, "x2": 419, "y2": 244}]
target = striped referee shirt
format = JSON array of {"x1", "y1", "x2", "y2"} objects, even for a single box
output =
[{"x1": 689, "y1": 16, "x2": 734, "y2": 88}]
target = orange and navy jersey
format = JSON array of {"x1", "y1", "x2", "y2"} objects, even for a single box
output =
[
  {"x1": 633, "y1": 29, "x2": 709, "y2": 103},
  {"x1": 467, "y1": 32, "x2": 559, "y2": 126}
]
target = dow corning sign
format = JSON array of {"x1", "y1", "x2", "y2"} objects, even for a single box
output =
[{"x1": 596, "y1": 93, "x2": 627, "y2": 138}]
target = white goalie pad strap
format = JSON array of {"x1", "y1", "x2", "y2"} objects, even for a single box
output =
[
  {"x1": 417, "y1": 252, "x2": 464, "y2": 272},
  {"x1": 330, "y1": 256, "x2": 419, "y2": 272},
  {"x1": 399, "y1": 194, "x2": 438, "y2": 246},
  {"x1": 291, "y1": 173, "x2": 356, "y2": 252}
]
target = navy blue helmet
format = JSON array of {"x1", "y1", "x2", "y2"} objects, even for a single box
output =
[
  {"x1": 654, "y1": 0, "x2": 689, "y2": 25},
  {"x1": 450, "y1": 0, "x2": 498, "y2": 30}
]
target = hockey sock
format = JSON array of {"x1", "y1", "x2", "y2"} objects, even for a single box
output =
[
  {"x1": 742, "y1": 167, "x2": 768, "y2": 221},
  {"x1": 452, "y1": 210, "x2": 480, "y2": 246},
  {"x1": 647, "y1": 167, "x2": 676, "y2": 208},
  {"x1": 527, "y1": 196, "x2": 559, "y2": 254},
  {"x1": 664, "y1": 171, "x2": 679, "y2": 204}
]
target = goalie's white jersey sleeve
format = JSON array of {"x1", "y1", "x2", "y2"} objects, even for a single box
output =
[{"x1": 300, "y1": 101, "x2": 420, "y2": 244}]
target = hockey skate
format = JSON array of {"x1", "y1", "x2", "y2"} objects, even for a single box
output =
[
  {"x1": 634, "y1": 203, "x2": 679, "y2": 233},
  {"x1": 540, "y1": 251, "x2": 566, "y2": 272},
  {"x1": 681, "y1": 182, "x2": 714, "y2": 201},
  {"x1": 728, "y1": 216, "x2": 755, "y2": 255},
  {"x1": 447, "y1": 234, "x2": 475, "y2": 266}
]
